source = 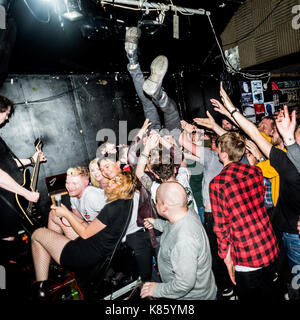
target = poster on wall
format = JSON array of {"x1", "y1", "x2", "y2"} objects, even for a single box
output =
[
  {"x1": 242, "y1": 105, "x2": 256, "y2": 123},
  {"x1": 251, "y1": 80, "x2": 264, "y2": 104},
  {"x1": 239, "y1": 81, "x2": 252, "y2": 94},
  {"x1": 254, "y1": 103, "x2": 265, "y2": 123},
  {"x1": 264, "y1": 102, "x2": 275, "y2": 117},
  {"x1": 241, "y1": 93, "x2": 253, "y2": 106}
]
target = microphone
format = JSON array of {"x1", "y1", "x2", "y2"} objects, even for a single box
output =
[
  {"x1": 54, "y1": 194, "x2": 61, "y2": 206},
  {"x1": 54, "y1": 194, "x2": 63, "y2": 220}
]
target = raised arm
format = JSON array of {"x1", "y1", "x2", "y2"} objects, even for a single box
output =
[
  {"x1": 275, "y1": 105, "x2": 300, "y2": 171},
  {"x1": 179, "y1": 131, "x2": 201, "y2": 158},
  {"x1": 15, "y1": 151, "x2": 47, "y2": 168},
  {"x1": 128, "y1": 118, "x2": 151, "y2": 168},
  {"x1": 220, "y1": 85, "x2": 272, "y2": 158},
  {"x1": 135, "y1": 131, "x2": 160, "y2": 191},
  {"x1": 194, "y1": 110, "x2": 227, "y2": 137},
  {"x1": 210, "y1": 98, "x2": 240, "y2": 128}
]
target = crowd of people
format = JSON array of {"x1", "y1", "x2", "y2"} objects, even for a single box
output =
[{"x1": 0, "y1": 26, "x2": 300, "y2": 301}]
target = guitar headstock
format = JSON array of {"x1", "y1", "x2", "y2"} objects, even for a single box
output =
[{"x1": 35, "y1": 138, "x2": 43, "y2": 152}]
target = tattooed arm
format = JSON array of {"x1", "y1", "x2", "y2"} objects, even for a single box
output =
[{"x1": 135, "y1": 132, "x2": 160, "y2": 191}]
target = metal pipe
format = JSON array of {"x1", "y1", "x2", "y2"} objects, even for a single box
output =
[{"x1": 100, "y1": 0, "x2": 210, "y2": 16}]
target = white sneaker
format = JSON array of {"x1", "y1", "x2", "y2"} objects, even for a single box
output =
[{"x1": 143, "y1": 55, "x2": 168, "y2": 97}]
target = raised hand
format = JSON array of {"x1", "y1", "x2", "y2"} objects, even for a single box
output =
[
  {"x1": 220, "y1": 84, "x2": 236, "y2": 113},
  {"x1": 138, "y1": 118, "x2": 152, "y2": 139},
  {"x1": 145, "y1": 131, "x2": 160, "y2": 150},
  {"x1": 194, "y1": 111, "x2": 216, "y2": 130},
  {"x1": 275, "y1": 105, "x2": 296, "y2": 143},
  {"x1": 245, "y1": 139, "x2": 263, "y2": 161},
  {"x1": 210, "y1": 98, "x2": 231, "y2": 117},
  {"x1": 181, "y1": 120, "x2": 197, "y2": 133}
]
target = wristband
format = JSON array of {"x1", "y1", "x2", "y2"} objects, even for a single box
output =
[
  {"x1": 230, "y1": 108, "x2": 240, "y2": 117},
  {"x1": 284, "y1": 137, "x2": 296, "y2": 146},
  {"x1": 29, "y1": 157, "x2": 35, "y2": 166}
]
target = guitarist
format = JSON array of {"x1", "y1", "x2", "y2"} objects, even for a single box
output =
[{"x1": 0, "y1": 95, "x2": 46, "y2": 263}]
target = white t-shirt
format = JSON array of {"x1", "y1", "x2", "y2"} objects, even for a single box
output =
[
  {"x1": 70, "y1": 186, "x2": 106, "y2": 223},
  {"x1": 150, "y1": 167, "x2": 198, "y2": 213},
  {"x1": 122, "y1": 192, "x2": 142, "y2": 242}
]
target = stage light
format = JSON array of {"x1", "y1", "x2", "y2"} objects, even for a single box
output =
[{"x1": 62, "y1": 0, "x2": 83, "y2": 21}]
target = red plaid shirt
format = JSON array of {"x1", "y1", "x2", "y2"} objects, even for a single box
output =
[{"x1": 209, "y1": 162, "x2": 278, "y2": 268}]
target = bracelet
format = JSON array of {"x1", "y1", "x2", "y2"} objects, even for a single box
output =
[
  {"x1": 29, "y1": 157, "x2": 35, "y2": 166},
  {"x1": 230, "y1": 108, "x2": 239, "y2": 117}
]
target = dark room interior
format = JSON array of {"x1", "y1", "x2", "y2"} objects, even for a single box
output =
[{"x1": 0, "y1": 0, "x2": 300, "y2": 305}]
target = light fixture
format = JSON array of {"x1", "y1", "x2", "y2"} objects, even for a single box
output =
[{"x1": 62, "y1": 0, "x2": 83, "y2": 21}]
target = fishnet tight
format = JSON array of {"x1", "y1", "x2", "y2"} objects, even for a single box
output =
[
  {"x1": 31, "y1": 228, "x2": 71, "y2": 281},
  {"x1": 48, "y1": 209, "x2": 88, "y2": 240}
]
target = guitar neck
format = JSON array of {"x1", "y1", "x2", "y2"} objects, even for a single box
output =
[{"x1": 30, "y1": 158, "x2": 41, "y2": 192}]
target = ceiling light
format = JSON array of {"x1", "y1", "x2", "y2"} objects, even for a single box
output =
[{"x1": 62, "y1": 0, "x2": 83, "y2": 21}]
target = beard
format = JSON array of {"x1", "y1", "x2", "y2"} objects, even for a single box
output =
[{"x1": 271, "y1": 137, "x2": 281, "y2": 146}]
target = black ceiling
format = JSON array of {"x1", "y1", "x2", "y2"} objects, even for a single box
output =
[{"x1": 5, "y1": 0, "x2": 245, "y2": 75}]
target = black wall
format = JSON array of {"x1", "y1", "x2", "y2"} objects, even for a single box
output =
[{"x1": 0, "y1": 73, "x2": 145, "y2": 220}]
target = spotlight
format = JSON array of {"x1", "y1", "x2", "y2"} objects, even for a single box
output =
[{"x1": 62, "y1": 0, "x2": 83, "y2": 21}]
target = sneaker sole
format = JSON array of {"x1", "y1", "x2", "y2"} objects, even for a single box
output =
[
  {"x1": 222, "y1": 289, "x2": 234, "y2": 297},
  {"x1": 143, "y1": 55, "x2": 168, "y2": 96}
]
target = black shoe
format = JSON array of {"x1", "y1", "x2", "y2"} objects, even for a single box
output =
[
  {"x1": 143, "y1": 55, "x2": 168, "y2": 98},
  {"x1": 125, "y1": 27, "x2": 141, "y2": 65}
]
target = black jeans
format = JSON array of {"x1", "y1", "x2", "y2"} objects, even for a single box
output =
[
  {"x1": 128, "y1": 63, "x2": 181, "y2": 134},
  {"x1": 203, "y1": 214, "x2": 232, "y2": 291},
  {"x1": 235, "y1": 262, "x2": 280, "y2": 300},
  {"x1": 126, "y1": 229, "x2": 155, "y2": 282}
]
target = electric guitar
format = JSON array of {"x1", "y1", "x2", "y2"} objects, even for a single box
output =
[{"x1": 15, "y1": 139, "x2": 43, "y2": 231}]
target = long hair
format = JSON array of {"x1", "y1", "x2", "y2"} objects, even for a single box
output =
[
  {"x1": 89, "y1": 158, "x2": 100, "y2": 187},
  {"x1": 105, "y1": 171, "x2": 136, "y2": 203}
]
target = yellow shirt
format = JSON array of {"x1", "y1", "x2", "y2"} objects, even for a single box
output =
[{"x1": 256, "y1": 131, "x2": 285, "y2": 207}]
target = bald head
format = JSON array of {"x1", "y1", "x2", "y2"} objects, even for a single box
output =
[{"x1": 156, "y1": 182, "x2": 187, "y2": 208}]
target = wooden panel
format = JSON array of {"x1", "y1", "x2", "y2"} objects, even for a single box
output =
[{"x1": 221, "y1": 0, "x2": 300, "y2": 68}]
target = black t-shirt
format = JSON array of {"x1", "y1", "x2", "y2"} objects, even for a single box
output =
[
  {"x1": 0, "y1": 137, "x2": 23, "y2": 183},
  {"x1": 270, "y1": 146, "x2": 300, "y2": 234},
  {"x1": 0, "y1": 137, "x2": 24, "y2": 237},
  {"x1": 60, "y1": 198, "x2": 133, "y2": 270},
  {"x1": 85, "y1": 198, "x2": 133, "y2": 257}
]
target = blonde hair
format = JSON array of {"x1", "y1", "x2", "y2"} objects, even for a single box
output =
[
  {"x1": 105, "y1": 171, "x2": 136, "y2": 203},
  {"x1": 66, "y1": 166, "x2": 90, "y2": 180},
  {"x1": 89, "y1": 158, "x2": 100, "y2": 187},
  {"x1": 216, "y1": 132, "x2": 246, "y2": 162}
]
